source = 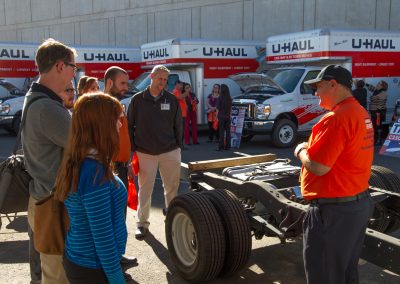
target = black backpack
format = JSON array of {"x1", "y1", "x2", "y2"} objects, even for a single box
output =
[{"x1": 0, "y1": 96, "x2": 46, "y2": 217}]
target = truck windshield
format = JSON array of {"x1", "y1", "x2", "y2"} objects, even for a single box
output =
[
  {"x1": 133, "y1": 72, "x2": 151, "y2": 92},
  {"x1": 264, "y1": 69, "x2": 305, "y2": 93}
]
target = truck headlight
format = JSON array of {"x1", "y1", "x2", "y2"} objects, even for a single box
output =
[
  {"x1": 0, "y1": 103, "x2": 10, "y2": 115},
  {"x1": 255, "y1": 104, "x2": 271, "y2": 119}
]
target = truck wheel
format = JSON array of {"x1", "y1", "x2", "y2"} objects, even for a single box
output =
[
  {"x1": 272, "y1": 119, "x2": 297, "y2": 148},
  {"x1": 371, "y1": 166, "x2": 400, "y2": 233},
  {"x1": 241, "y1": 134, "x2": 254, "y2": 143},
  {"x1": 12, "y1": 113, "x2": 22, "y2": 135},
  {"x1": 368, "y1": 171, "x2": 391, "y2": 233},
  {"x1": 203, "y1": 189, "x2": 252, "y2": 277},
  {"x1": 371, "y1": 165, "x2": 400, "y2": 193},
  {"x1": 165, "y1": 192, "x2": 226, "y2": 283}
]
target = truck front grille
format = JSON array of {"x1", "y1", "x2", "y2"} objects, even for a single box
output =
[{"x1": 233, "y1": 103, "x2": 255, "y2": 119}]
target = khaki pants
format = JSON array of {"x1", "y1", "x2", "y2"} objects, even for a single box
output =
[
  {"x1": 28, "y1": 197, "x2": 69, "y2": 284},
  {"x1": 136, "y1": 148, "x2": 181, "y2": 228}
]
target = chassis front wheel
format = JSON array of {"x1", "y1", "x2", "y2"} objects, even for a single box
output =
[{"x1": 165, "y1": 192, "x2": 226, "y2": 282}]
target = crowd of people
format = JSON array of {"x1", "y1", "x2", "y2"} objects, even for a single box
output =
[
  {"x1": 20, "y1": 38, "x2": 389, "y2": 284},
  {"x1": 352, "y1": 79, "x2": 388, "y2": 145},
  {"x1": 22, "y1": 39, "x2": 183, "y2": 284}
]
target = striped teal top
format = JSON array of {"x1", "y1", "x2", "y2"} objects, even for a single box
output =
[{"x1": 64, "y1": 158, "x2": 127, "y2": 283}]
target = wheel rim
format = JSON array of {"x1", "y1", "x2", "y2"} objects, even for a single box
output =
[
  {"x1": 279, "y1": 125, "x2": 294, "y2": 143},
  {"x1": 171, "y1": 212, "x2": 198, "y2": 266}
]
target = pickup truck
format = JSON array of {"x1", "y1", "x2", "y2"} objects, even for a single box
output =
[
  {"x1": 230, "y1": 66, "x2": 322, "y2": 147},
  {"x1": 0, "y1": 80, "x2": 25, "y2": 134}
]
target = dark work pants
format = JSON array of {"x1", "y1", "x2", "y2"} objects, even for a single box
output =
[
  {"x1": 28, "y1": 224, "x2": 41, "y2": 284},
  {"x1": 207, "y1": 121, "x2": 219, "y2": 141},
  {"x1": 218, "y1": 118, "x2": 231, "y2": 150},
  {"x1": 370, "y1": 109, "x2": 386, "y2": 143},
  {"x1": 64, "y1": 256, "x2": 108, "y2": 284},
  {"x1": 115, "y1": 162, "x2": 128, "y2": 219},
  {"x1": 303, "y1": 195, "x2": 373, "y2": 284}
]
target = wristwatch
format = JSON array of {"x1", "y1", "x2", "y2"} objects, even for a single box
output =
[{"x1": 296, "y1": 147, "x2": 306, "y2": 158}]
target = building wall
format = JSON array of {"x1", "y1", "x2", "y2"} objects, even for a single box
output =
[{"x1": 0, "y1": 0, "x2": 399, "y2": 47}]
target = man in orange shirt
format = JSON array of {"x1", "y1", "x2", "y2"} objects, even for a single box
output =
[
  {"x1": 104, "y1": 66, "x2": 137, "y2": 267},
  {"x1": 173, "y1": 80, "x2": 187, "y2": 149},
  {"x1": 294, "y1": 65, "x2": 374, "y2": 284}
]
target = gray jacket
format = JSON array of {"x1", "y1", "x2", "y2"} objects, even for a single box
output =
[{"x1": 22, "y1": 83, "x2": 71, "y2": 199}]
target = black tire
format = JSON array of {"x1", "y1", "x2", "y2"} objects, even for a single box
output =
[
  {"x1": 12, "y1": 113, "x2": 22, "y2": 135},
  {"x1": 165, "y1": 192, "x2": 226, "y2": 283},
  {"x1": 272, "y1": 119, "x2": 297, "y2": 148},
  {"x1": 371, "y1": 165, "x2": 400, "y2": 193},
  {"x1": 241, "y1": 133, "x2": 254, "y2": 143},
  {"x1": 371, "y1": 166, "x2": 400, "y2": 233},
  {"x1": 203, "y1": 189, "x2": 252, "y2": 277},
  {"x1": 368, "y1": 171, "x2": 391, "y2": 232}
]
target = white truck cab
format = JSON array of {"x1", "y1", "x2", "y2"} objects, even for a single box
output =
[{"x1": 231, "y1": 66, "x2": 323, "y2": 147}]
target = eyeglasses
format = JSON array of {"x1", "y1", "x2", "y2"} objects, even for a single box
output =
[{"x1": 64, "y1": 62, "x2": 78, "y2": 73}]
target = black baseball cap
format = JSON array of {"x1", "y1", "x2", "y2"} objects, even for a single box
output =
[{"x1": 304, "y1": 65, "x2": 353, "y2": 89}]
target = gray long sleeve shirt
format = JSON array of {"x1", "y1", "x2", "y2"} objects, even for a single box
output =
[{"x1": 22, "y1": 83, "x2": 71, "y2": 199}]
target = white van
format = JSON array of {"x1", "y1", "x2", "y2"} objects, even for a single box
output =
[
  {"x1": 232, "y1": 28, "x2": 400, "y2": 147},
  {"x1": 121, "y1": 38, "x2": 265, "y2": 123}
]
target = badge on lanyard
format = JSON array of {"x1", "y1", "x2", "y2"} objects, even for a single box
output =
[{"x1": 161, "y1": 98, "x2": 170, "y2": 110}]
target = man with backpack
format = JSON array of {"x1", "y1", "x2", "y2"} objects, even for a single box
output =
[{"x1": 22, "y1": 38, "x2": 76, "y2": 284}]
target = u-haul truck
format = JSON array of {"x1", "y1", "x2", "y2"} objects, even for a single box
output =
[
  {"x1": 231, "y1": 28, "x2": 400, "y2": 147},
  {"x1": 123, "y1": 38, "x2": 265, "y2": 124},
  {"x1": 0, "y1": 42, "x2": 141, "y2": 134}
]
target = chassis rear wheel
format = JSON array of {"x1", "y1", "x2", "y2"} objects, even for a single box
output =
[
  {"x1": 368, "y1": 171, "x2": 392, "y2": 232},
  {"x1": 165, "y1": 192, "x2": 226, "y2": 282},
  {"x1": 371, "y1": 166, "x2": 400, "y2": 233},
  {"x1": 204, "y1": 189, "x2": 252, "y2": 277}
]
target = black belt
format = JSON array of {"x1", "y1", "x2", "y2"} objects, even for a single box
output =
[{"x1": 310, "y1": 190, "x2": 369, "y2": 205}]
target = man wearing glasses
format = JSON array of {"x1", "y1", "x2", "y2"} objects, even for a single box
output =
[
  {"x1": 61, "y1": 82, "x2": 76, "y2": 111},
  {"x1": 22, "y1": 38, "x2": 77, "y2": 284}
]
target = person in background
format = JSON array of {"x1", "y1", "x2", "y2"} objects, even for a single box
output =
[
  {"x1": 23, "y1": 38, "x2": 76, "y2": 284},
  {"x1": 216, "y1": 84, "x2": 232, "y2": 151},
  {"x1": 55, "y1": 93, "x2": 127, "y2": 284},
  {"x1": 367, "y1": 80, "x2": 388, "y2": 145},
  {"x1": 103, "y1": 66, "x2": 137, "y2": 266},
  {"x1": 294, "y1": 65, "x2": 374, "y2": 284},
  {"x1": 127, "y1": 64, "x2": 182, "y2": 240},
  {"x1": 207, "y1": 84, "x2": 220, "y2": 143},
  {"x1": 77, "y1": 76, "x2": 99, "y2": 98},
  {"x1": 183, "y1": 83, "x2": 199, "y2": 145},
  {"x1": 173, "y1": 80, "x2": 187, "y2": 148},
  {"x1": 62, "y1": 82, "x2": 76, "y2": 111},
  {"x1": 352, "y1": 79, "x2": 367, "y2": 109}
]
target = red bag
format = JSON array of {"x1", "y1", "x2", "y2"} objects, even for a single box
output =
[
  {"x1": 131, "y1": 152, "x2": 139, "y2": 176},
  {"x1": 212, "y1": 118, "x2": 219, "y2": 131},
  {"x1": 127, "y1": 177, "x2": 138, "y2": 210}
]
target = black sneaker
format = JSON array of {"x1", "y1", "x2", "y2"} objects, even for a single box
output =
[
  {"x1": 120, "y1": 255, "x2": 138, "y2": 265},
  {"x1": 135, "y1": 226, "x2": 148, "y2": 240}
]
